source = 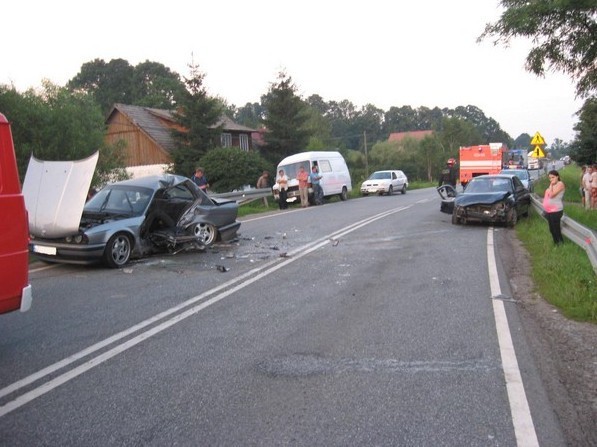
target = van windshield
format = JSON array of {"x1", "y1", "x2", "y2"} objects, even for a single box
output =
[{"x1": 279, "y1": 161, "x2": 311, "y2": 179}]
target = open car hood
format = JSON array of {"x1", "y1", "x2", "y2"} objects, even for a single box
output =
[
  {"x1": 455, "y1": 191, "x2": 510, "y2": 207},
  {"x1": 23, "y1": 152, "x2": 99, "y2": 238}
]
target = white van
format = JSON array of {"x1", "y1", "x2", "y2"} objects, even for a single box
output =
[{"x1": 272, "y1": 151, "x2": 352, "y2": 204}]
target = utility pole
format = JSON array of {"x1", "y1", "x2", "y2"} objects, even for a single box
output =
[{"x1": 364, "y1": 130, "x2": 368, "y2": 177}]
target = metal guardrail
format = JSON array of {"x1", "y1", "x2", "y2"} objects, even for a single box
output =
[
  {"x1": 210, "y1": 188, "x2": 272, "y2": 205},
  {"x1": 530, "y1": 195, "x2": 597, "y2": 273}
]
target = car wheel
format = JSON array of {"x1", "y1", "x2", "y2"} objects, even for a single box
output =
[
  {"x1": 401, "y1": 184, "x2": 407, "y2": 194},
  {"x1": 506, "y1": 208, "x2": 518, "y2": 227},
  {"x1": 194, "y1": 222, "x2": 218, "y2": 246},
  {"x1": 387, "y1": 186, "x2": 393, "y2": 196},
  {"x1": 103, "y1": 233, "x2": 132, "y2": 268},
  {"x1": 340, "y1": 187, "x2": 348, "y2": 201},
  {"x1": 361, "y1": 192, "x2": 368, "y2": 196}
]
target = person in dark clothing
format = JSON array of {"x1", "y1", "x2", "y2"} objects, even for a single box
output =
[
  {"x1": 439, "y1": 158, "x2": 458, "y2": 187},
  {"x1": 191, "y1": 167, "x2": 209, "y2": 191}
]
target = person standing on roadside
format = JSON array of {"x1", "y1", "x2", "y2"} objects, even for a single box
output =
[
  {"x1": 276, "y1": 169, "x2": 288, "y2": 210},
  {"x1": 582, "y1": 165, "x2": 592, "y2": 210},
  {"x1": 309, "y1": 165, "x2": 323, "y2": 205},
  {"x1": 543, "y1": 170, "x2": 566, "y2": 245},
  {"x1": 191, "y1": 167, "x2": 209, "y2": 191},
  {"x1": 256, "y1": 170, "x2": 270, "y2": 207},
  {"x1": 591, "y1": 164, "x2": 597, "y2": 209},
  {"x1": 297, "y1": 165, "x2": 309, "y2": 208}
]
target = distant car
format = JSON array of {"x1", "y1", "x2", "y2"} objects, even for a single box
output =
[
  {"x1": 437, "y1": 174, "x2": 531, "y2": 227},
  {"x1": 499, "y1": 168, "x2": 533, "y2": 192},
  {"x1": 361, "y1": 170, "x2": 408, "y2": 196},
  {"x1": 29, "y1": 175, "x2": 241, "y2": 268}
]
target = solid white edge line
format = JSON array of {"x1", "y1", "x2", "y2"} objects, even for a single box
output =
[{"x1": 487, "y1": 228, "x2": 539, "y2": 447}]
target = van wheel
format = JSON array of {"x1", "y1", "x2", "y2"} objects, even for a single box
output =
[
  {"x1": 387, "y1": 186, "x2": 393, "y2": 196},
  {"x1": 104, "y1": 233, "x2": 132, "y2": 268},
  {"x1": 401, "y1": 185, "x2": 407, "y2": 194},
  {"x1": 340, "y1": 187, "x2": 348, "y2": 201}
]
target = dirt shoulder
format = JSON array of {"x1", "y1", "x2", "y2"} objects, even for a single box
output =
[{"x1": 503, "y1": 232, "x2": 597, "y2": 446}]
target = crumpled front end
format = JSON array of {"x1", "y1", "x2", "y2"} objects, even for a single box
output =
[{"x1": 454, "y1": 201, "x2": 509, "y2": 223}]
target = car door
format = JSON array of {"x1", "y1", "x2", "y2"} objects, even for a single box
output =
[
  {"x1": 512, "y1": 177, "x2": 530, "y2": 215},
  {"x1": 391, "y1": 171, "x2": 399, "y2": 191}
]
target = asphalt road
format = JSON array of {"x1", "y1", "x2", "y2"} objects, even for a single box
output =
[{"x1": 0, "y1": 187, "x2": 566, "y2": 446}]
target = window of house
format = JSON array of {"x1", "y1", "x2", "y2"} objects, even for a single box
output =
[
  {"x1": 221, "y1": 133, "x2": 232, "y2": 148},
  {"x1": 239, "y1": 134, "x2": 249, "y2": 151}
]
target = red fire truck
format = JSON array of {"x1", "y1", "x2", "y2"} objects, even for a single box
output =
[
  {"x1": 0, "y1": 112, "x2": 32, "y2": 314},
  {"x1": 459, "y1": 143, "x2": 509, "y2": 189}
]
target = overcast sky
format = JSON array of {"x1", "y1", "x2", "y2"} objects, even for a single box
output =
[{"x1": 3, "y1": 0, "x2": 583, "y2": 144}]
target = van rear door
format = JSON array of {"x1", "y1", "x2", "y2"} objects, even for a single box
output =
[{"x1": 0, "y1": 113, "x2": 32, "y2": 314}]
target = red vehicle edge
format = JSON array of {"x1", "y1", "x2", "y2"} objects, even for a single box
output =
[{"x1": 0, "y1": 112, "x2": 32, "y2": 314}]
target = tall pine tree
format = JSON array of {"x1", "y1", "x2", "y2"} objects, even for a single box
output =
[
  {"x1": 261, "y1": 72, "x2": 310, "y2": 164},
  {"x1": 171, "y1": 61, "x2": 222, "y2": 177}
]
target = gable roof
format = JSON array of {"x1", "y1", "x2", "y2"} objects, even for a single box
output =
[
  {"x1": 388, "y1": 130, "x2": 434, "y2": 143},
  {"x1": 108, "y1": 103, "x2": 178, "y2": 152}
]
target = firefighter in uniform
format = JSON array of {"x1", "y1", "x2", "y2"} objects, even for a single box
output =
[{"x1": 439, "y1": 158, "x2": 458, "y2": 188}]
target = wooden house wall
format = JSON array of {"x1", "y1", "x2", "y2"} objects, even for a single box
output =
[{"x1": 105, "y1": 112, "x2": 172, "y2": 166}]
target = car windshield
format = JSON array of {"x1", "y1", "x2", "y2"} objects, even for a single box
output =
[
  {"x1": 369, "y1": 172, "x2": 391, "y2": 180},
  {"x1": 466, "y1": 178, "x2": 513, "y2": 194},
  {"x1": 85, "y1": 185, "x2": 153, "y2": 216}
]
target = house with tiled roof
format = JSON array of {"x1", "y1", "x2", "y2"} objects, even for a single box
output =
[
  {"x1": 105, "y1": 104, "x2": 257, "y2": 169},
  {"x1": 388, "y1": 130, "x2": 434, "y2": 143}
]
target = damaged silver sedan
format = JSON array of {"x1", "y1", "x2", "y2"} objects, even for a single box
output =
[{"x1": 28, "y1": 174, "x2": 240, "y2": 268}]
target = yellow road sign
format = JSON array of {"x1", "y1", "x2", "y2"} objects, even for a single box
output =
[
  {"x1": 530, "y1": 132, "x2": 545, "y2": 146},
  {"x1": 530, "y1": 145, "x2": 545, "y2": 158}
]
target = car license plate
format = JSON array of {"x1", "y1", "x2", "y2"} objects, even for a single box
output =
[{"x1": 33, "y1": 245, "x2": 57, "y2": 255}]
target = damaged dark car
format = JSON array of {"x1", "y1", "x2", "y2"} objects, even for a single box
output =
[
  {"x1": 437, "y1": 174, "x2": 531, "y2": 227},
  {"x1": 29, "y1": 175, "x2": 240, "y2": 268}
]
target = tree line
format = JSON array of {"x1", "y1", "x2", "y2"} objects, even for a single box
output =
[{"x1": 1, "y1": 0, "x2": 594, "y2": 190}]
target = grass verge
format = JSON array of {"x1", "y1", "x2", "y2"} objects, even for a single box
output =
[{"x1": 516, "y1": 208, "x2": 597, "y2": 322}]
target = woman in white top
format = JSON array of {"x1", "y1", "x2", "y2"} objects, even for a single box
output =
[
  {"x1": 276, "y1": 169, "x2": 289, "y2": 210},
  {"x1": 543, "y1": 170, "x2": 565, "y2": 244}
]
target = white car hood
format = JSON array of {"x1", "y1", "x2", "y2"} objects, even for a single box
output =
[{"x1": 23, "y1": 152, "x2": 99, "y2": 238}]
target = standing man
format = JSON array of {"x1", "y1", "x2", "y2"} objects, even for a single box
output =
[
  {"x1": 256, "y1": 170, "x2": 270, "y2": 207},
  {"x1": 191, "y1": 167, "x2": 209, "y2": 191},
  {"x1": 297, "y1": 165, "x2": 309, "y2": 208},
  {"x1": 309, "y1": 165, "x2": 323, "y2": 205}
]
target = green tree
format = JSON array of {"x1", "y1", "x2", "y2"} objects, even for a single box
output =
[
  {"x1": 131, "y1": 60, "x2": 186, "y2": 109},
  {"x1": 479, "y1": 0, "x2": 597, "y2": 98},
  {"x1": 68, "y1": 58, "x2": 134, "y2": 114},
  {"x1": 447, "y1": 105, "x2": 511, "y2": 145},
  {"x1": 68, "y1": 58, "x2": 185, "y2": 114},
  {"x1": 0, "y1": 82, "x2": 127, "y2": 185},
  {"x1": 569, "y1": 97, "x2": 597, "y2": 164},
  {"x1": 261, "y1": 72, "x2": 311, "y2": 164},
  {"x1": 234, "y1": 102, "x2": 266, "y2": 129},
  {"x1": 170, "y1": 62, "x2": 223, "y2": 177},
  {"x1": 435, "y1": 117, "x2": 481, "y2": 156},
  {"x1": 513, "y1": 133, "x2": 532, "y2": 150},
  {"x1": 200, "y1": 147, "x2": 273, "y2": 193}
]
